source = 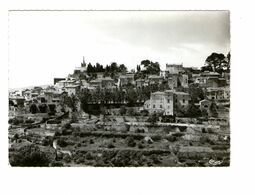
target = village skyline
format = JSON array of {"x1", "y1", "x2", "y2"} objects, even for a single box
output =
[{"x1": 8, "y1": 11, "x2": 230, "y2": 89}]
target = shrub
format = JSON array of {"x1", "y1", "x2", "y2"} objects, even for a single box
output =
[
  {"x1": 107, "y1": 143, "x2": 115, "y2": 149},
  {"x1": 89, "y1": 139, "x2": 94, "y2": 144},
  {"x1": 76, "y1": 143, "x2": 81, "y2": 147},
  {"x1": 57, "y1": 138, "x2": 68, "y2": 147},
  {"x1": 151, "y1": 135, "x2": 162, "y2": 141},
  {"x1": 126, "y1": 136, "x2": 136, "y2": 147},
  {"x1": 8, "y1": 118, "x2": 13, "y2": 124},
  {"x1": 54, "y1": 130, "x2": 62, "y2": 136},
  {"x1": 13, "y1": 133, "x2": 19, "y2": 143},
  {"x1": 172, "y1": 132, "x2": 184, "y2": 137},
  {"x1": 50, "y1": 161, "x2": 64, "y2": 167},
  {"x1": 85, "y1": 152, "x2": 93, "y2": 160},
  {"x1": 76, "y1": 157, "x2": 85, "y2": 164},
  {"x1": 120, "y1": 106, "x2": 127, "y2": 116},
  {"x1": 166, "y1": 136, "x2": 177, "y2": 142},
  {"x1": 25, "y1": 118, "x2": 35, "y2": 124},
  {"x1": 64, "y1": 123, "x2": 71, "y2": 129},
  {"x1": 63, "y1": 154, "x2": 72, "y2": 163},
  {"x1": 150, "y1": 154, "x2": 161, "y2": 164},
  {"x1": 62, "y1": 128, "x2": 72, "y2": 136},
  {"x1": 135, "y1": 128, "x2": 145, "y2": 133},
  {"x1": 9, "y1": 144, "x2": 51, "y2": 167},
  {"x1": 138, "y1": 142, "x2": 145, "y2": 149},
  {"x1": 42, "y1": 136, "x2": 53, "y2": 146}
]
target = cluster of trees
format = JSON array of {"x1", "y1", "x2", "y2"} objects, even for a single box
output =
[
  {"x1": 78, "y1": 87, "x2": 148, "y2": 108},
  {"x1": 78, "y1": 81, "x2": 172, "y2": 113},
  {"x1": 135, "y1": 60, "x2": 161, "y2": 79},
  {"x1": 188, "y1": 83, "x2": 205, "y2": 103},
  {"x1": 201, "y1": 52, "x2": 230, "y2": 74},
  {"x1": 86, "y1": 62, "x2": 127, "y2": 75},
  {"x1": 9, "y1": 144, "x2": 51, "y2": 167}
]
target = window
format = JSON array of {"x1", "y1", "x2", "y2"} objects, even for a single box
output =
[
  {"x1": 160, "y1": 105, "x2": 162, "y2": 108},
  {"x1": 153, "y1": 104, "x2": 155, "y2": 108},
  {"x1": 183, "y1": 99, "x2": 185, "y2": 103},
  {"x1": 167, "y1": 99, "x2": 170, "y2": 103}
]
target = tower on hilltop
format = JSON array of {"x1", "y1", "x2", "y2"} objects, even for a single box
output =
[{"x1": 81, "y1": 56, "x2": 86, "y2": 67}]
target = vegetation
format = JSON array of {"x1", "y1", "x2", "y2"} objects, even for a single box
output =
[
  {"x1": 201, "y1": 52, "x2": 230, "y2": 74},
  {"x1": 9, "y1": 144, "x2": 51, "y2": 167}
]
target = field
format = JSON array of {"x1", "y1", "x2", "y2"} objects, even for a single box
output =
[{"x1": 8, "y1": 114, "x2": 230, "y2": 167}]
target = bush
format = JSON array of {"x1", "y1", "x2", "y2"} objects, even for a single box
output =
[
  {"x1": 85, "y1": 152, "x2": 94, "y2": 160},
  {"x1": 120, "y1": 106, "x2": 127, "y2": 116},
  {"x1": 126, "y1": 136, "x2": 136, "y2": 147},
  {"x1": 64, "y1": 123, "x2": 71, "y2": 129},
  {"x1": 42, "y1": 136, "x2": 53, "y2": 146},
  {"x1": 89, "y1": 139, "x2": 94, "y2": 144},
  {"x1": 150, "y1": 154, "x2": 161, "y2": 164},
  {"x1": 50, "y1": 161, "x2": 64, "y2": 167},
  {"x1": 172, "y1": 132, "x2": 184, "y2": 137},
  {"x1": 76, "y1": 143, "x2": 81, "y2": 147},
  {"x1": 63, "y1": 154, "x2": 72, "y2": 163},
  {"x1": 138, "y1": 142, "x2": 145, "y2": 149},
  {"x1": 107, "y1": 142, "x2": 115, "y2": 149},
  {"x1": 57, "y1": 138, "x2": 68, "y2": 147},
  {"x1": 166, "y1": 135, "x2": 177, "y2": 142},
  {"x1": 135, "y1": 128, "x2": 145, "y2": 133},
  {"x1": 9, "y1": 144, "x2": 51, "y2": 167},
  {"x1": 13, "y1": 133, "x2": 19, "y2": 143},
  {"x1": 25, "y1": 118, "x2": 35, "y2": 124},
  {"x1": 54, "y1": 130, "x2": 62, "y2": 136},
  {"x1": 151, "y1": 135, "x2": 162, "y2": 141},
  {"x1": 62, "y1": 128, "x2": 72, "y2": 135}
]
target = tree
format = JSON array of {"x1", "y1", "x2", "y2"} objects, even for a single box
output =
[
  {"x1": 119, "y1": 106, "x2": 126, "y2": 116},
  {"x1": 141, "y1": 60, "x2": 151, "y2": 67},
  {"x1": 63, "y1": 94, "x2": 78, "y2": 112},
  {"x1": 9, "y1": 144, "x2": 51, "y2": 167},
  {"x1": 147, "y1": 113, "x2": 158, "y2": 124},
  {"x1": 188, "y1": 83, "x2": 205, "y2": 103},
  {"x1": 13, "y1": 133, "x2": 19, "y2": 143},
  {"x1": 226, "y1": 52, "x2": 231, "y2": 72},
  {"x1": 126, "y1": 88, "x2": 138, "y2": 106},
  {"x1": 201, "y1": 52, "x2": 228, "y2": 74},
  {"x1": 119, "y1": 64, "x2": 127, "y2": 73},
  {"x1": 141, "y1": 60, "x2": 160, "y2": 75},
  {"x1": 30, "y1": 104, "x2": 38, "y2": 114},
  {"x1": 87, "y1": 63, "x2": 93, "y2": 73},
  {"x1": 209, "y1": 101, "x2": 218, "y2": 117},
  {"x1": 126, "y1": 136, "x2": 136, "y2": 147},
  {"x1": 185, "y1": 102, "x2": 201, "y2": 117},
  {"x1": 127, "y1": 107, "x2": 136, "y2": 116}
]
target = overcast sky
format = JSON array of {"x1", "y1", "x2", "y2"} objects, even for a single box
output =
[{"x1": 9, "y1": 11, "x2": 230, "y2": 89}]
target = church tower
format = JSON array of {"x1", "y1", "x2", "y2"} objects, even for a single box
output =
[{"x1": 81, "y1": 56, "x2": 86, "y2": 67}]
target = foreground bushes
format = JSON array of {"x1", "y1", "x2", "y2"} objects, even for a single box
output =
[{"x1": 9, "y1": 144, "x2": 51, "y2": 167}]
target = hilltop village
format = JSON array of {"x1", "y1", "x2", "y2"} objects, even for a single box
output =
[{"x1": 9, "y1": 52, "x2": 230, "y2": 167}]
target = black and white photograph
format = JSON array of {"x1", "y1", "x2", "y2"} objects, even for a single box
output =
[{"x1": 8, "y1": 10, "x2": 231, "y2": 167}]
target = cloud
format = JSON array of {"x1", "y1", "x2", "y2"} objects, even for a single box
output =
[{"x1": 9, "y1": 11, "x2": 230, "y2": 88}]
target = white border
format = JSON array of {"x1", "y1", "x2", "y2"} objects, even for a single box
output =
[{"x1": 1, "y1": 1, "x2": 255, "y2": 195}]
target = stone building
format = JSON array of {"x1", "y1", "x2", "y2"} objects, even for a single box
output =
[
  {"x1": 118, "y1": 73, "x2": 135, "y2": 87},
  {"x1": 166, "y1": 63, "x2": 184, "y2": 74},
  {"x1": 144, "y1": 90, "x2": 174, "y2": 116}
]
